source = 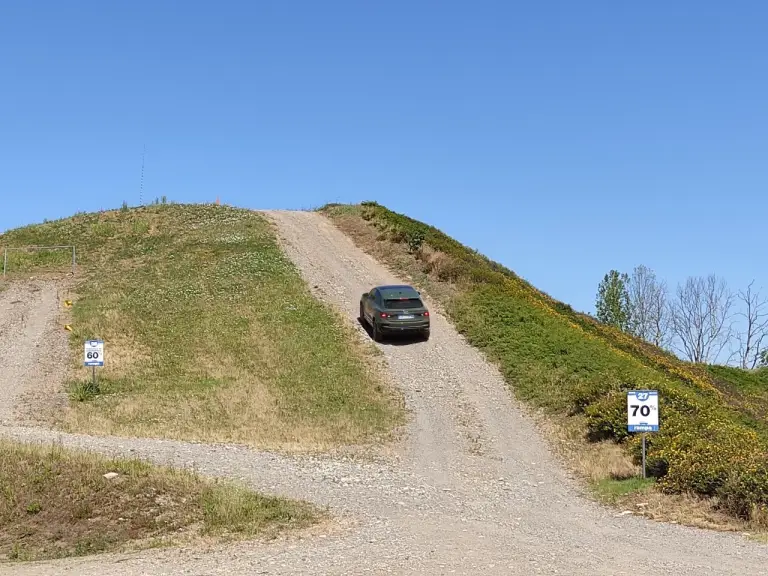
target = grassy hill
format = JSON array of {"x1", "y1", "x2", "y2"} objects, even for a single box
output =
[
  {"x1": 0, "y1": 203, "x2": 403, "y2": 450},
  {"x1": 0, "y1": 201, "x2": 412, "y2": 560},
  {"x1": 321, "y1": 201, "x2": 768, "y2": 526}
]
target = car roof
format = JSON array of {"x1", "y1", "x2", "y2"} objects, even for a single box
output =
[
  {"x1": 376, "y1": 284, "x2": 420, "y2": 298},
  {"x1": 377, "y1": 284, "x2": 415, "y2": 290}
]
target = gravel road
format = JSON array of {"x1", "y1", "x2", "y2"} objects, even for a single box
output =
[{"x1": 1, "y1": 210, "x2": 768, "y2": 575}]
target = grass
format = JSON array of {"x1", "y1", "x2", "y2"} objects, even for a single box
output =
[
  {"x1": 0, "y1": 203, "x2": 404, "y2": 450},
  {"x1": 320, "y1": 201, "x2": 768, "y2": 532},
  {"x1": 593, "y1": 476, "x2": 656, "y2": 500},
  {"x1": 0, "y1": 439, "x2": 319, "y2": 562}
]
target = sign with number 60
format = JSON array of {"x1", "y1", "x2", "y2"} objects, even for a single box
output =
[{"x1": 84, "y1": 339, "x2": 105, "y2": 367}]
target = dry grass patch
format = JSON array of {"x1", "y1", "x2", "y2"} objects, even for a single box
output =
[
  {"x1": 326, "y1": 210, "x2": 458, "y2": 308},
  {"x1": 0, "y1": 204, "x2": 404, "y2": 451},
  {"x1": 538, "y1": 414, "x2": 638, "y2": 483},
  {"x1": 0, "y1": 439, "x2": 319, "y2": 562}
]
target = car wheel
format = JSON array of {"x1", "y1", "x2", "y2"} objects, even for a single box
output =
[
  {"x1": 372, "y1": 320, "x2": 382, "y2": 342},
  {"x1": 421, "y1": 329, "x2": 430, "y2": 341},
  {"x1": 359, "y1": 302, "x2": 366, "y2": 325}
]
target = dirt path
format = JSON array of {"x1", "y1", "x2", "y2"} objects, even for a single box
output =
[
  {"x1": 0, "y1": 280, "x2": 69, "y2": 426},
  {"x1": 2, "y1": 211, "x2": 768, "y2": 574}
]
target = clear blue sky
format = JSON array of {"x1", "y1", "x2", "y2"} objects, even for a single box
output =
[{"x1": 2, "y1": 0, "x2": 766, "y2": 323}]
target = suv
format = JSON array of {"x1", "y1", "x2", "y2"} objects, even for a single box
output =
[{"x1": 359, "y1": 284, "x2": 430, "y2": 342}]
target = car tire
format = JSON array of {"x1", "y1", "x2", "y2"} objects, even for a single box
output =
[
  {"x1": 359, "y1": 302, "x2": 366, "y2": 325},
  {"x1": 421, "y1": 329, "x2": 430, "y2": 341},
  {"x1": 372, "y1": 320, "x2": 382, "y2": 342}
]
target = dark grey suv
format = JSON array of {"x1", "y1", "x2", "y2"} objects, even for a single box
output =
[{"x1": 359, "y1": 284, "x2": 430, "y2": 342}]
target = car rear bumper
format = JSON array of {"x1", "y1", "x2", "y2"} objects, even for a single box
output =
[{"x1": 379, "y1": 320, "x2": 430, "y2": 332}]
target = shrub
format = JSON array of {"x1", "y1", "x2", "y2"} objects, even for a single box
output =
[
  {"x1": 719, "y1": 463, "x2": 768, "y2": 523},
  {"x1": 406, "y1": 229, "x2": 425, "y2": 253}
]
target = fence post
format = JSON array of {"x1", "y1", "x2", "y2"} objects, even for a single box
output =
[
  {"x1": 72, "y1": 246, "x2": 76, "y2": 273},
  {"x1": 3, "y1": 248, "x2": 6, "y2": 277}
]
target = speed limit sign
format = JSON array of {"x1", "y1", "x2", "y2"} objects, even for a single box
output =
[
  {"x1": 627, "y1": 390, "x2": 658, "y2": 432},
  {"x1": 84, "y1": 339, "x2": 104, "y2": 367}
]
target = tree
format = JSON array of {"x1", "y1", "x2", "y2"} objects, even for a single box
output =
[
  {"x1": 668, "y1": 274, "x2": 734, "y2": 364},
  {"x1": 596, "y1": 270, "x2": 632, "y2": 331},
  {"x1": 626, "y1": 265, "x2": 670, "y2": 347},
  {"x1": 760, "y1": 349, "x2": 768, "y2": 367},
  {"x1": 734, "y1": 281, "x2": 768, "y2": 369}
]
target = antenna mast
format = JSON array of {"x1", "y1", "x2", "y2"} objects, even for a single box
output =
[{"x1": 139, "y1": 144, "x2": 146, "y2": 206}]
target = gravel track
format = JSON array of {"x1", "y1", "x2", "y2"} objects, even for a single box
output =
[{"x1": 1, "y1": 210, "x2": 768, "y2": 574}]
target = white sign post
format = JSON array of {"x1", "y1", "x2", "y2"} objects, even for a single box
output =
[
  {"x1": 627, "y1": 390, "x2": 659, "y2": 479},
  {"x1": 84, "y1": 339, "x2": 104, "y2": 392}
]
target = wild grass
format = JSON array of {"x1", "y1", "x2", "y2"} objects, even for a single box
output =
[
  {"x1": 0, "y1": 439, "x2": 318, "y2": 562},
  {"x1": 0, "y1": 203, "x2": 404, "y2": 450},
  {"x1": 320, "y1": 201, "x2": 768, "y2": 532}
]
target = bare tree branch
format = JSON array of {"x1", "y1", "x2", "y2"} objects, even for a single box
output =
[
  {"x1": 668, "y1": 274, "x2": 734, "y2": 364},
  {"x1": 627, "y1": 265, "x2": 671, "y2": 348},
  {"x1": 734, "y1": 280, "x2": 768, "y2": 370}
]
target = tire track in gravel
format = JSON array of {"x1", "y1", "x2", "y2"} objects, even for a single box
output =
[{"x1": 2, "y1": 212, "x2": 768, "y2": 574}]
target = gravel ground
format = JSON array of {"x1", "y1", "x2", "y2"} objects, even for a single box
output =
[{"x1": 1, "y1": 210, "x2": 768, "y2": 575}]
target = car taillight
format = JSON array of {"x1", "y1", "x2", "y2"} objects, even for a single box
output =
[
  {"x1": 380, "y1": 312, "x2": 389, "y2": 318},
  {"x1": 423, "y1": 311, "x2": 429, "y2": 316}
]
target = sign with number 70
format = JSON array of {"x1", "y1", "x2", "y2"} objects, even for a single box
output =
[{"x1": 627, "y1": 390, "x2": 659, "y2": 432}]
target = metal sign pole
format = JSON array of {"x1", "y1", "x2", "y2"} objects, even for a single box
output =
[
  {"x1": 642, "y1": 433, "x2": 647, "y2": 479},
  {"x1": 3, "y1": 248, "x2": 6, "y2": 277}
]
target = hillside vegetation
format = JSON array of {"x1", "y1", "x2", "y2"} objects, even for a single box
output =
[
  {"x1": 0, "y1": 203, "x2": 403, "y2": 449},
  {"x1": 0, "y1": 440, "x2": 318, "y2": 561},
  {"x1": 321, "y1": 201, "x2": 768, "y2": 526}
]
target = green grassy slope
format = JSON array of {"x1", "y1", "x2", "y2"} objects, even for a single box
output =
[
  {"x1": 0, "y1": 203, "x2": 403, "y2": 450},
  {"x1": 321, "y1": 201, "x2": 768, "y2": 524}
]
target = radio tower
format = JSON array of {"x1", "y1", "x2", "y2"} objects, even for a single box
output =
[{"x1": 139, "y1": 144, "x2": 146, "y2": 206}]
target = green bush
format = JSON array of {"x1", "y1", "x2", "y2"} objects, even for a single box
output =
[
  {"x1": 406, "y1": 229, "x2": 425, "y2": 253},
  {"x1": 719, "y1": 463, "x2": 768, "y2": 522}
]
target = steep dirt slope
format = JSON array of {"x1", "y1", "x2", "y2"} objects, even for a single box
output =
[
  {"x1": 2, "y1": 210, "x2": 768, "y2": 575},
  {"x1": 0, "y1": 280, "x2": 69, "y2": 426}
]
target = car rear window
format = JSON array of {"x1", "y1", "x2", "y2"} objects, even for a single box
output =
[{"x1": 383, "y1": 298, "x2": 423, "y2": 309}]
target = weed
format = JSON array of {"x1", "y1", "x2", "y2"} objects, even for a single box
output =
[{"x1": 68, "y1": 380, "x2": 101, "y2": 402}]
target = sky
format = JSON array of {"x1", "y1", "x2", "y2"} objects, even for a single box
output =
[{"x1": 2, "y1": 0, "x2": 766, "y2": 338}]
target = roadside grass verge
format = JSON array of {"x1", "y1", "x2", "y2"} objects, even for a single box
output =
[
  {"x1": 0, "y1": 439, "x2": 319, "y2": 562},
  {"x1": 0, "y1": 203, "x2": 404, "y2": 450},
  {"x1": 320, "y1": 201, "x2": 768, "y2": 532}
]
